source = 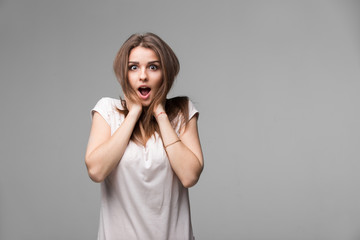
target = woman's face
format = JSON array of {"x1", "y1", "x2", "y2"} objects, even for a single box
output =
[{"x1": 127, "y1": 46, "x2": 163, "y2": 106}]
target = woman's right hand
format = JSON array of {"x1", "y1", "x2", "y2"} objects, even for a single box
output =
[
  {"x1": 85, "y1": 95, "x2": 143, "y2": 183},
  {"x1": 124, "y1": 95, "x2": 142, "y2": 118}
]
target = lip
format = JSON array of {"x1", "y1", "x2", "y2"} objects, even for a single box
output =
[{"x1": 138, "y1": 85, "x2": 151, "y2": 100}]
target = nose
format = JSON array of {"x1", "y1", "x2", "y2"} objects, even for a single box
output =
[{"x1": 139, "y1": 67, "x2": 147, "y2": 81}]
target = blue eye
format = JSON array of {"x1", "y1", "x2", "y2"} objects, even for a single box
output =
[
  {"x1": 149, "y1": 65, "x2": 158, "y2": 70},
  {"x1": 129, "y1": 65, "x2": 138, "y2": 70}
]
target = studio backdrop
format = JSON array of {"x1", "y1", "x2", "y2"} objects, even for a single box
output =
[{"x1": 1, "y1": 1, "x2": 360, "y2": 239}]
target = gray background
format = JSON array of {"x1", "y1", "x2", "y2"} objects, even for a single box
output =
[{"x1": 1, "y1": 0, "x2": 359, "y2": 239}]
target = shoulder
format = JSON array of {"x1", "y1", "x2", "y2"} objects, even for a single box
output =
[
  {"x1": 166, "y1": 97, "x2": 199, "y2": 134},
  {"x1": 98, "y1": 97, "x2": 122, "y2": 108},
  {"x1": 90, "y1": 97, "x2": 124, "y2": 123},
  {"x1": 93, "y1": 97, "x2": 123, "y2": 111}
]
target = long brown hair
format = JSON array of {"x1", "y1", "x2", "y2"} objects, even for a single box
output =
[{"x1": 114, "y1": 33, "x2": 190, "y2": 145}]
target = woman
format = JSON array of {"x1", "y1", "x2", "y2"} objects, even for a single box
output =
[{"x1": 85, "y1": 33, "x2": 204, "y2": 240}]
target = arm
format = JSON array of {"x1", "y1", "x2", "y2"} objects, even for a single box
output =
[
  {"x1": 155, "y1": 106, "x2": 204, "y2": 188},
  {"x1": 85, "y1": 103, "x2": 142, "y2": 183}
]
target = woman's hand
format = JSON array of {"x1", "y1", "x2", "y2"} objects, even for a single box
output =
[
  {"x1": 153, "y1": 99, "x2": 203, "y2": 188},
  {"x1": 85, "y1": 95, "x2": 143, "y2": 183},
  {"x1": 125, "y1": 95, "x2": 142, "y2": 118}
]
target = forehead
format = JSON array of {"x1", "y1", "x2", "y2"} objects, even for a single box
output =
[{"x1": 128, "y1": 46, "x2": 159, "y2": 61}]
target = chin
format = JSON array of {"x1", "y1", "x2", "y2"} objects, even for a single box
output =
[
  {"x1": 141, "y1": 100, "x2": 152, "y2": 107},
  {"x1": 142, "y1": 96, "x2": 155, "y2": 106}
]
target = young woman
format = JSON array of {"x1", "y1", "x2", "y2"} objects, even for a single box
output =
[{"x1": 85, "y1": 33, "x2": 204, "y2": 240}]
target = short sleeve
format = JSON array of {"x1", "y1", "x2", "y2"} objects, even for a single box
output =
[
  {"x1": 174, "y1": 99, "x2": 199, "y2": 135},
  {"x1": 90, "y1": 97, "x2": 111, "y2": 126},
  {"x1": 188, "y1": 100, "x2": 199, "y2": 120}
]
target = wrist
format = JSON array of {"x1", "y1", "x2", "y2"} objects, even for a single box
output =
[
  {"x1": 128, "y1": 108, "x2": 142, "y2": 119},
  {"x1": 156, "y1": 111, "x2": 166, "y2": 118},
  {"x1": 155, "y1": 111, "x2": 168, "y2": 121}
]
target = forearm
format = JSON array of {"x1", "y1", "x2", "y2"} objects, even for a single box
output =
[
  {"x1": 86, "y1": 112, "x2": 139, "y2": 182},
  {"x1": 156, "y1": 114, "x2": 203, "y2": 188}
]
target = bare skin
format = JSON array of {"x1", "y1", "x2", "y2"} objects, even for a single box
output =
[
  {"x1": 85, "y1": 47, "x2": 203, "y2": 187},
  {"x1": 85, "y1": 97, "x2": 203, "y2": 188}
]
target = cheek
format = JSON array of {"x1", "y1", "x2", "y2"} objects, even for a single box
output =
[
  {"x1": 127, "y1": 74, "x2": 137, "y2": 89},
  {"x1": 153, "y1": 73, "x2": 163, "y2": 88}
]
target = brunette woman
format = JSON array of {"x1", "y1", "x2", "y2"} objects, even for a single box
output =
[{"x1": 85, "y1": 33, "x2": 204, "y2": 240}]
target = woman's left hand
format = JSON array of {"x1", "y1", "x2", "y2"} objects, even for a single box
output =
[{"x1": 153, "y1": 99, "x2": 203, "y2": 188}]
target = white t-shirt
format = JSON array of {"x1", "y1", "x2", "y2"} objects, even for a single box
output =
[{"x1": 90, "y1": 97, "x2": 199, "y2": 240}]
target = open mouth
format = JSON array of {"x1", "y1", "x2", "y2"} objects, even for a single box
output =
[{"x1": 138, "y1": 87, "x2": 151, "y2": 98}]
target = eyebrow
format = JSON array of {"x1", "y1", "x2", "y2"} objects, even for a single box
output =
[{"x1": 128, "y1": 61, "x2": 160, "y2": 64}]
